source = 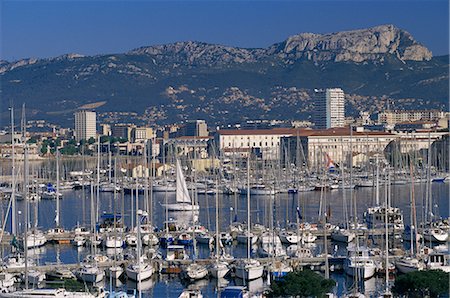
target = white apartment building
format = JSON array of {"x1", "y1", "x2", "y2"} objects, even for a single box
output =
[
  {"x1": 74, "y1": 110, "x2": 96, "y2": 141},
  {"x1": 132, "y1": 127, "x2": 154, "y2": 142},
  {"x1": 217, "y1": 128, "x2": 301, "y2": 160},
  {"x1": 378, "y1": 110, "x2": 448, "y2": 125},
  {"x1": 300, "y1": 128, "x2": 396, "y2": 169},
  {"x1": 314, "y1": 88, "x2": 345, "y2": 129},
  {"x1": 393, "y1": 131, "x2": 448, "y2": 154}
]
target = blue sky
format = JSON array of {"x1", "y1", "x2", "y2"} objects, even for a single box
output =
[{"x1": 1, "y1": 0, "x2": 448, "y2": 61}]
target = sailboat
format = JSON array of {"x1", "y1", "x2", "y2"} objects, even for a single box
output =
[
  {"x1": 234, "y1": 154, "x2": 264, "y2": 281},
  {"x1": 163, "y1": 160, "x2": 199, "y2": 211},
  {"x1": 125, "y1": 256, "x2": 154, "y2": 281},
  {"x1": 331, "y1": 149, "x2": 355, "y2": 244},
  {"x1": 395, "y1": 161, "x2": 425, "y2": 274},
  {"x1": 209, "y1": 162, "x2": 230, "y2": 279},
  {"x1": 75, "y1": 184, "x2": 105, "y2": 283},
  {"x1": 125, "y1": 181, "x2": 154, "y2": 283}
]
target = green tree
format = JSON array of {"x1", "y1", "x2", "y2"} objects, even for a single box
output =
[
  {"x1": 269, "y1": 269, "x2": 335, "y2": 297},
  {"x1": 88, "y1": 137, "x2": 95, "y2": 145},
  {"x1": 392, "y1": 270, "x2": 449, "y2": 297},
  {"x1": 60, "y1": 145, "x2": 78, "y2": 155}
]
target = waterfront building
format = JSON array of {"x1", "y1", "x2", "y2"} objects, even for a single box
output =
[
  {"x1": 216, "y1": 128, "x2": 303, "y2": 160},
  {"x1": 378, "y1": 110, "x2": 448, "y2": 125},
  {"x1": 314, "y1": 88, "x2": 345, "y2": 129},
  {"x1": 101, "y1": 124, "x2": 111, "y2": 136},
  {"x1": 74, "y1": 110, "x2": 96, "y2": 141},
  {"x1": 131, "y1": 127, "x2": 154, "y2": 142},
  {"x1": 185, "y1": 120, "x2": 208, "y2": 137},
  {"x1": 172, "y1": 120, "x2": 209, "y2": 138},
  {"x1": 111, "y1": 123, "x2": 135, "y2": 141},
  {"x1": 282, "y1": 127, "x2": 396, "y2": 170}
]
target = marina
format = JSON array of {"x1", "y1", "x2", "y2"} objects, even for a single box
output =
[{"x1": 0, "y1": 152, "x2": 448, "y2": 297}]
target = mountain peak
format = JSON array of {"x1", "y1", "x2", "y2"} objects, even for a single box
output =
[{"x1": 271, "y1": 24, "x2": 432, "y2": 62}]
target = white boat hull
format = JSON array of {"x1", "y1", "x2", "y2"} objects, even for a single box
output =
[
  {"x1": 126, "y1": 264, "x2": 153, "y2": 281},
  {"x1": 344, "y1": 261, "x2": 376, "y2": 279},
  {"x1": 210, "y1": 262, "x2": 230, "y2": 279},
  {"x1": 164, "y1": 203, "x2": 200, "y2": 212}
]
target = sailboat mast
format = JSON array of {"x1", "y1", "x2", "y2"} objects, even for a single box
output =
[
  {"x1": 56, "y1": 148, "x2": 60, "y2": 227},
  {"x1": 376, "y1": 155, "x2": 380, "y2": 206},
  {"x1": 96, "y1": 136, "x2": 101, "y2": 224},
  {"x1": 384, "y1": 172, "x2": 389, "y2": 293},
  {"x1": 246, "y1": 153, "x2": 251, "y2": 260},
  {"x1": 10, "y1": 106, "x2": 16, "y2": 236},
  {"x1": 21, "y1": 104, "x2": 29, "y2": 288}
]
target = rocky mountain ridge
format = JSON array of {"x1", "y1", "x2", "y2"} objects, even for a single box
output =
[
  {"x1": 1, "y1": 24, "x2": 432, "y2": 73},
  {"x1": 0, "y1": 25, "x2": 446, "y2": 127}
]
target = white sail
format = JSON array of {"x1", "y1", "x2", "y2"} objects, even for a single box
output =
[{"x1": 176, "y1": 160, "x2": 191, "y2": 204}]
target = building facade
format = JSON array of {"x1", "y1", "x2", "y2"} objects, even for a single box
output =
[
  {"x1": 217, "y1": 128, "x2": 302, "y2": 160},
  {"x1": 314, "y1": 88, "x2": 345, "y2": 129},
  {"x1": 378, "y1": 110, "x2": 448, "y2": 125},
  {"x1": 185, "y1": 120, "x2": 208, "y2": 137},
  {"x1": 74, "y1": 110, "x2": 96, "y2": 141},
  {"x1": 131, "y1": 127, "x2": 154, "y2": 142}
]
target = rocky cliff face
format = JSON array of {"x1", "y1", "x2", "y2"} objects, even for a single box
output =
[
  {"x1": 1, "y1": 25, "x2": 432, "y2": 72},
  {"x1": 269, "y1": 25, "x2": 432, "y2": 62},
  {"x1": 0, "y1": 25, "x2": 445, "y2": 126},
  {"x1": 128, "y1": 24, "x2": 432, "y2": 65}
]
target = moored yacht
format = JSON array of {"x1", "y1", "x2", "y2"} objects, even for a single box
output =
[
  {"x1": 343, "y1": 245, "x2": 376, "y2": 279},
  {"x1": 75, "y1": 264, "x2": 105, "y2": 283},
  {"x1": 234, "y1": 259, "x2": 264, "y2": 280}
]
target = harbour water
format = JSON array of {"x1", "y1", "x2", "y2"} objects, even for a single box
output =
[{"x1": 1, "y1": 178, "x2": 448, "y2": 297}]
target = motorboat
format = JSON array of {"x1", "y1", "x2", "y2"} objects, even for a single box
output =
[
  {"x1": 278, "y1": 230, "x2": 300, "y2": 245},
  {"x1": 364, "y1": 206, "x2": 404, "y2": 231},
  {"x1": 209, "y1": 261, "x2": 230, "y2": 279},
  {"x1": 331, "y1": 228, "x2": 356, "y2": 243},
  {"x1": 125, "y1": 262, "x2": 154, "y2": 281},
  {"x1": 395, "y1": 256, "x2": 424, "y2": 274},
  {"x1": 425, "y1": 246, "x2": 450, "y2": 272},
  {"x1": 75, "y1": 264, "x2": 105, "y2": 283},
  {"x1": 103, "y1": 235, "x2": 124, "y2": 248},
  {"x1": 422, "y1": 228, "x2": 448, "y2": 243},
  {"x1": 343, "y1": 245, "x2": 376, "y2": 279},
  {"x1": 234, "y1": 259, "x2": 264, "y2": 280},
  {"x1": 286, "y1": 245, "x2": 313, "y2": 258},
  {"x1": 45, "y1": 268, "x2": 76, "y2": 280},
  {"x1": 72, "y1": 235, "x2": 86, "y2": 247},
  {"x1": 258, "y1": 233, "x2": 286, "y2": 257},
  {"x1": 182, "y1": 263, "x2": 208, "y2": 280},
  {"x1": 24, "y1": 229, "x2": 47, "y2": 248}
]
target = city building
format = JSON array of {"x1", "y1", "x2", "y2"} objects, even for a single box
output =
[
  {"x1": 378, "y1": 110, "x2": 448, "y2": 125},
  {"x1": 183, "y1": 120, "x2": 208, "y2": 137},
  {"x1": 314, "y1": 88, "x2": 345, "y2": 129},
  {"x1": 101, "y1": 124, "x2": 111, "y2": 136},
  {"x1": 216, "y1": 128, "x2": 304, "y2": 160},
  {"x1": 131, "y1": 127, "x2": 154, "y2": 142},
  {"x1": 111, "y1": 123, "x2": 135, "y2": 141},
  {"x1": 282, "y1": 127, "x2": 396, "y2": 169},
  {"x1": 74, "y1": 110, "x2": 96, "y2": 141}
]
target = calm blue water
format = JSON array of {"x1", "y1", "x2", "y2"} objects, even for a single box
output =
[{"x1": 1, "y1": 182, "x2": 448, "y2": 297}]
